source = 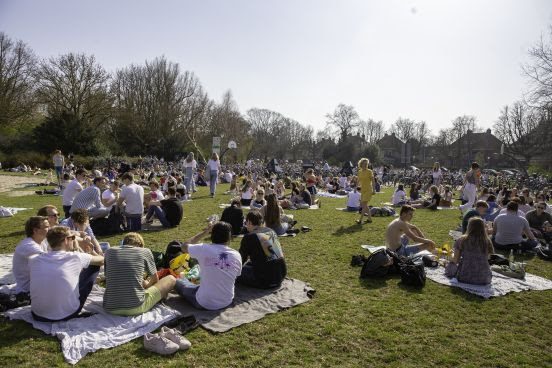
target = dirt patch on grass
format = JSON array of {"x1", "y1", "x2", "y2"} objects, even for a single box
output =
[{"x1": 0, "y1": 175, "x2": 47, "y2": 193}]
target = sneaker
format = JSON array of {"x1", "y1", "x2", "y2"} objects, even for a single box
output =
[
  {"x1": 143, "y1": 332, "x2": 180, "y2": 355},
  {"x1": 160, "y1": 326, "x2": 192, "y2": 350}
]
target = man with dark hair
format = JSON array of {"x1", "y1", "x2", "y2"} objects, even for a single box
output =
[
  {"x1": 237, "y1": 211, "x2": 287, "y2": 288},
  {"x1": 385, "y1": 205, "x2": 435, "y2": 256},
  {"x1": 144, "y1": 187, "x2": 183, "y2": 228},
  {"x1": 174, "y1": 222, "x2": 242, "y2": 310},
  {"x1": 29, "y1": 226, "x2": 103, "y2": 322},
  {"x1": 493, "y1": 201, "x2": 538, "y2": 252},
  {"x1": 62, "y1": 168, "x2": 88, "y2": 218},
  {"x1": 12, "y1": 217, "x2": 50, "y2": 297},
  {"x1": 37, "y1": 205, "x2": 60, "y2": 227},
  {"x1": 526, "y1": 202, "x2": 552, "y2": 243},
  {"x1": 118, "y1": 173, "x2": 144, "y2": 231},
  {"x1": 462, "y1": 200, "x2": 489, "y2": 233},
  {"x1": 70, "y1": 176, "x2": 110, "y2": 219}
]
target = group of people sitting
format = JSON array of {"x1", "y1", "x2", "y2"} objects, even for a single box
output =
[{"x1": 11, "y1": 208, "x2": 287, "y2": 322}]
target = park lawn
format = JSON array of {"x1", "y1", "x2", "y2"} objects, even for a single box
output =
[{"x1": 0, "y1": 183, "x2": 551, "y2": 368}]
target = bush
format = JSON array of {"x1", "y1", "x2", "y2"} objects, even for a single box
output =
[{"x1": 0, "y1": 150, "x2": 52, "y2": 169}]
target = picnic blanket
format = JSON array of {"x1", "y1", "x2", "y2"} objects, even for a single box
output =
[
  {"x1": 425, "y1": 266, "x2": 552, "y2": 299},
  {"x1": 0, "y1": 207, "x2": 32, "y2": 217},
  {"x1": 4, "y1": 286, "x2": 179, "y2": 365},
  {"x1": 317, "y1": 191, "x2": 347, "y2": 199},
  {"x1": 165, "y1": 278, "x2": 315, "y2": 333}
]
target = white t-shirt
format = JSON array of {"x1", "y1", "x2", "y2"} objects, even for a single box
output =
[
  {"x1": 149, "y1": 189, "x2": 165, "y2": 201},
  {"x1": 494, "y1": 213, "x2": 531, "y2": 245},
  {"x1": 183, "y1": 159, "x2": 197, "y2": 169},
  {"x1": 102, "y1": 189, "x2": 116, "y2": 211},
  {"x1": 120, "y1": 183, "x2": 145, "y2": 215},
  {"x1": 347, "y1": 191, "x2": 361, "y2": 208},
  {"x1": 392, "y1": 190, "x2": 407, "y2": 205},
  {"x1": 13, "y1": 238, "x2": 49, "y2": 293},
  {"x1": 339, "y1": 176, "x2": 348, "y2": 189},
  {"x1": 432, "y1": 169, "x2": 442, "y2": 180},
  {"x1": 224, "y1": 172, "x2": 233, "y2": 183},
  {"x1": 241, "y1": 187, "x2": 253, "y2": 200},
  {"x1": 62, "y1": 179, "x2": 83, "y2": 206},
  {"x1": 189, "y1": 243, "x2": 242, "y2": 310},
  {"x1": 207, "y1": 159, "x2": 221, "y2": 172},
  {"x1": 30, "y1": 251, "x2": 91, "y2": 320}
]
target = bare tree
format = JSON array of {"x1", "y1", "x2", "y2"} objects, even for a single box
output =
[
  {"x1": 35, "y1": 52, "x2": 111, "y2": 125},
  {"x1": 388, "y1": 117, "x2": 416, "y2": 142},
  {"x1": 523, "y1": 27, "x2": 552, "y2": 108},
  {"x1": 0, "y1": 32, "x2": 37, "y2": 130},
  {"x1": 325, "y1": 104, "x2": 359, "y2": 142},
  {"x1": 358, "y1": 118, "x2": 384, "y2": 144},
  {"x1": 493, "y1": 101, "x2": 548, "y2": 173}
]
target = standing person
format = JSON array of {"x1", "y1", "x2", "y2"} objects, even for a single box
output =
[
  {"x1": 52, "y1": 150, "x2": 65, "y2": 188},
  {"x1": 29, "y1": 226, "x2": 104, "y2": 322},
  {"x1": 174, "y1": 222, "x2": 242, "y2": 310},
  {"x1": 183, "y1": 152, "x2": 197, "y2": 198},
  {"x1": 207, "y1": 153, "x2": 221, "y2": 198},
  {"x1": 62, "y1": 168, "x2": 88, "y2": 219},
  {"x1": 432, "y1": 162, "x2": 443, "y2": 187},
  {"x1": 459, "y1": 162, "x2": 481, "y2": 214},
  {"x1": 118, "y1": 173, "x2": 145, "y2": 231},
  {"x1": 356, "y1": 158, "x2": 374, "y2": 224}
]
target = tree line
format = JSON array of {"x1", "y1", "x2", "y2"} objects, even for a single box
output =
[{"x1": 0, "y1": 30, "x2": 550, "y2": 169}]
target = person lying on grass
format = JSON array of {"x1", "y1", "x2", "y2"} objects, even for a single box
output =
[
  {"x1": 385, "y1": 205, "x2": 436, "y2": 257},
  {"x1": 103, "y1": 232, "x2": 176, "y2": 316}
]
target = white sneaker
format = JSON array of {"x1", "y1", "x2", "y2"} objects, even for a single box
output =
[
  {"x1": 143, "y1": 332, "x2": 179, "y2": 355},
  {"x1": 160, "y1": 326, "x2": 192, "y2": 350}
]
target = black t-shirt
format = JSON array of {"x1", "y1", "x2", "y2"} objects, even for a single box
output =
[
  {"x1": 239, "y1": 228, "x2": 287, "y2": 288},
  {"x1": 301, "y1": 190, "x2": 312, "y2": 205},
  {"x1": 427, "y1": 193, "x2": 441, "y2": 210},
  {"x1": 160, "y1": 197, "x2": 183, "y2": 227},
  {"x1": 221, "y1": 206, "x2": 244, "y2": 235}
]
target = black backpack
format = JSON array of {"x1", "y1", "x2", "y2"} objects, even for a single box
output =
[
  {"x1": 360, "y1": 249, "x2": 392, "y2": 278},
  {"x1": 398, "y1": 257, "x2": 426, "y2": 287},
  {"x1": 90, "y1": 208, "x2": 124, "y2": 236}
]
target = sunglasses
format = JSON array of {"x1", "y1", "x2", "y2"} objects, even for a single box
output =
[
  {"x1": 66, "y1": 235, "x2": 76, "y2": 240},
  {"x1": 538, "y1": 207, "x2": 546, "y2": 210},
  {"x1": 48, "y1": 213, "x2": 59, "y2": 217}
]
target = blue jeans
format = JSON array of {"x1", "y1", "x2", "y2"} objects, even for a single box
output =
[
  {"x1": 146, "y1": 205, "x2": 171, "y2": 227},
  {"x1": 32, "y1": 265, "x2": 100, "y2": 322},
  {"x1": 185, "y1": 167, "x2": 193, "y2": 194},
  {"x1": 209, "y1": 170, "x2": 218, "y2": 195},
  {"x1": 174, "y1": 279, "x2": 204, "y2": 309}
]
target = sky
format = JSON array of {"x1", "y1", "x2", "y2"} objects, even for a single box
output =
[{"x1": 1, "y1": 0, "x2": 551, "y2": 134}]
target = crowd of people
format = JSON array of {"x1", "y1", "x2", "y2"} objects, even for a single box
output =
[{"x1": 4, "y1": 149, "x2": 552, "y2": 333}]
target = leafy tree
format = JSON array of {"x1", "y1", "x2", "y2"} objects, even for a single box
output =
[{"x1": 33, "y1": 113, "x2": 99, "y2": 155}]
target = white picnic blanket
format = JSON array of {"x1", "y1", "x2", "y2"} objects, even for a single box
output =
[
  {"x1": 317, "y1": 191, "x2": 347, "y2": 199},
  {"x1": 5, "y1": 286, "x2": 180, "y2": 365},
  {"x1": 425, "y1": 266, "x2": 552, "y2": 299},
  {"x1": 0, "y1": 207, "x2": 32, "y2": 217}
]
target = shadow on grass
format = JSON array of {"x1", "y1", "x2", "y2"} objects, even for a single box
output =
[
  {"x1": 0, "y1": 230, "x2": 25, "y2": 239},
  {"x1": 332, "y1": 223, "x2": 365, "y2": 236},
  {"x1": 447, "y1": 285, "x2": 487, "y2": 303}
]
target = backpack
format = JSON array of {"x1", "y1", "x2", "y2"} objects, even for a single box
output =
[
  {"x1": 536, "y1": 245, "x2": 552, "y2": 261},
  {"x1": 163, "y1": 241, "x2": 184, "y2": 269},
  {"x1": 398, "y1": 257, "x2": 426, "y2": 287},
  {"x1": 360, "y1": 249, "x2": 391, "y2": 278},
  {"x1": 90, "y1": 208, "x2": 124, "y2": 236}
]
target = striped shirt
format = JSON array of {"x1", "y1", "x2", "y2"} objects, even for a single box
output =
[
  {"x1": 70, "y1": 185, "x2": 103, "y2": 213},
  {"x1": 103, "y1": 246, "x2": 157, "y2": 310}
]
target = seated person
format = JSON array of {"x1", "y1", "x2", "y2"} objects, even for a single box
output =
[
  {"x1": 484, "y1": 194, "x2": 499, "y2": 221},
  {"x1": 13, "y1": 217, "x2": 50, "y2": 299},
  {"x1": 391, "y1": 184, "x2": 407, "y2": 206},
  {"x1": 30, "y1": 226, "x2": 104, "y2": 322},
  {"x1": 492, "y1": 201, "x2": 539, "y2": 252},
  {"x1": 61, "y1": 208, "x2": 103, "y2": 255},
  {"x1": 101, "y1": 180, "x2": 120, "y2": 212},
  {"x1": 461, "y1": 200, "x2": 489, "y2": 233},
  {"x1": 240, "y1": 180, "x2": 254, "y2": 206},
  {"x1": 174, "y1": 222, "x2": 242, "y2": 310},
  {"x1": 440, "y1": 186, "x2": 453, "y2": 207},
  {"x1": 237, "y1": 211, "x2": 287, "y2": 288},
  {"x1": 144, "y1": 187, "x2": 183, "y2": 228},
  {"x1": 103, "y1": 233, "x2": 176, "y2": 316},
  {"x1": 448, "y1": 217, "x2": 493, "y2": 285},
  {"x1": 144, "y1": 180, "x2": 164, "y2": 208},
  {"x1": 70, "y1": 176, "x2": 110, "y2": 219},
  {"x1": 250, "y1": 189, "x2": 267, "y2": 209},
  {"x1": 290, "y1": 187, "x2": 310, "y2": 209},
  {"x1": 525, "y1": 202, "x2": 552, "y2": 243},
  {"x1": 346, "y1": 186, "x2": 361, "y2": 211},
  {"x1": 412, "y1": 185, "x2": 440, "y2": 210},
  {"x1": 261, "y1": 194, "x2": 295, "y2": 236},
  {"x1": 409, "y1": 183, "x2": 420, "y2": 201},
  {"x1": 221, "y1": 198, "x2": 245, "y2": 235},
  {"x1": 385, "y1": 205, "x2": 436, "y2": 256},
  {"x1": 37, "y1": 205, "x2": 60, "y2": 227}
]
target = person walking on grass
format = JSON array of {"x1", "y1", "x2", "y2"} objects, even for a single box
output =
[{"x1": 357, "y1": 158, "x2": 374, "y2": 224}]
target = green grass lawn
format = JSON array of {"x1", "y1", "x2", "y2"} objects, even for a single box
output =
[{"x1": 0, "y1": 181, "x2": 551, "y2": 368}]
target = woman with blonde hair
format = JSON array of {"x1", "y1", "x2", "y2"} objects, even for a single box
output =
[
  {"x1": 447, "y1": 217, "x2": 493, "y2": 285},
  {"x1": 356, "y1": 158, "x2": 374, "y2": 224},
  {"x1": 207, "y1": 152, "x2": 221, "y2": 197},
  {"x1": 432, "y1": 162, "x2": 443, "y2": 187},
  {"x1": 183, "y1": 152, "x2": 197, "y2": 198}
]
